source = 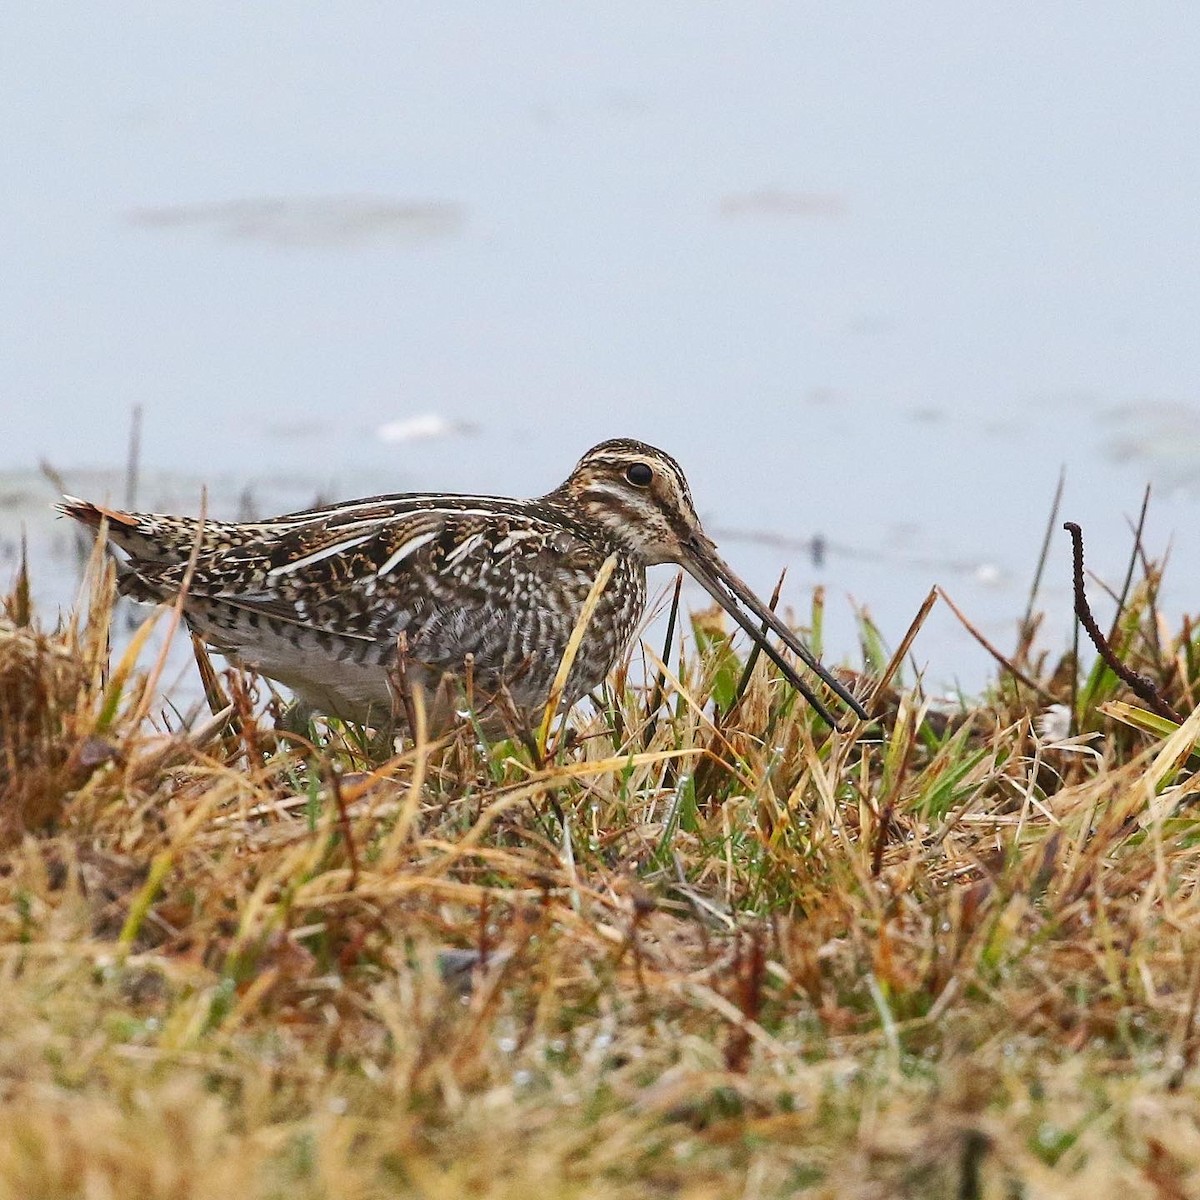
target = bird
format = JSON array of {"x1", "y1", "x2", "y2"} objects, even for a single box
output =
[{"x1": 58, "y1": 438, "x2": 867, "y2": 731}]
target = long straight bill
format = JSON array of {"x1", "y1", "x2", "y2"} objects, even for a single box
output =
[{"x1": 683, "y1": 541, "x2": 869, "y2": 727}]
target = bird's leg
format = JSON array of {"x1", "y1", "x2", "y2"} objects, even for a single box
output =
[{"x1": 275, "y1": 698, "x2": 317, "y2": 739}]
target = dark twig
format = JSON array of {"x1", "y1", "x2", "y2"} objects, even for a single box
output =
[
  {"x1": 1063, "y1": 522, "x2": 1182, "y2": 725},
  {"x1": 1069, "y1": 595, "x2": 1081, "y2": 738}
]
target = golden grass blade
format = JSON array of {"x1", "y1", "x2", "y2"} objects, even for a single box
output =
[
  {"x1": 1102, "y1": 700, "x2": 1182, "y2": 744},
  {"x1": 870, "y1": 586, "x2": 938, "y2": 707},
  {"x1": 94, "y1": 609, "x2": 164, "y2": 733},
  {"x1": 382, "y1": 685, "x2": 430, "y2": 858},
  {"x1": 129, "y1": 490, "x2": 208, "y2": 730},
  {"x1": 538, "y1": 553, "x2": 619, "y2": 756},
  {"x1": 117, "y1": 781, "x2": 233, "y2": 949}
]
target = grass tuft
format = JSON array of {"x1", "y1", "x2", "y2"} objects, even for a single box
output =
[{"x1": 4, "y1": 555, "x2": 1200, "y2": 1197}]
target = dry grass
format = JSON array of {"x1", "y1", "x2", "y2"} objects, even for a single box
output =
[{"x1": 4, "y1": 551, "x2": 1200, "y2": 1199}]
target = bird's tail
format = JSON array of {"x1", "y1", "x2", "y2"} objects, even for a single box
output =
[
  {"x1": 57, "y1": 495, "x2": 216, "y2": 569},
  {"x1": 57, "y1": 495, "x2": 140, "y2": 532}
]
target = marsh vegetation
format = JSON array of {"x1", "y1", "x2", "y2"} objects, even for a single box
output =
[{"x1": 2, "y1": 536, "x2": 1200, "y2": 1199}]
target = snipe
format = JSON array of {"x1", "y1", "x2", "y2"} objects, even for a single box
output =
[{"x1": 59, "y1": 438, "x2": 867, "y2": 729}]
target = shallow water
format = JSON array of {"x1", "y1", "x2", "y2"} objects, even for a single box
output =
[{"x1": 5, "y1": 4, "x2": 1200, "y2": 698}]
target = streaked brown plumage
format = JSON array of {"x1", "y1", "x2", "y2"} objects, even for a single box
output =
[{"x1": 58, "y1": 438, "x2": 866, "y2": 729}]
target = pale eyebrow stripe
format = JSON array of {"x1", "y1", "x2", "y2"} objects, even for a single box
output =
[{"x1": 579, "y1": 482, "x2": 632, "y2": 502}]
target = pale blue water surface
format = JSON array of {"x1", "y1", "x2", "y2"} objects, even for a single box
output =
[{"x1": 3, "y1": 4, "x2": 1200, "y2": 696}]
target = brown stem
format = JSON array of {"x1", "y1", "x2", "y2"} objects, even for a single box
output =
[
  {"x1": 938, "y1": 588, "x2": 1055, "y2": 704},
  {"x1": 871, "y1": 802, "x2": 894, "y2": 878},
  {"x1": 325, "y1": 762, "x2": 360, "y2": 891}
]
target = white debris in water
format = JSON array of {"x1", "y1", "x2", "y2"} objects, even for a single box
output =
[
  {"x1": 973, "y1": 562, "x2": 1003, "y2": 586},
  {"x1": 376, "y1": 414, "x2": 467, "y2": 444},
  {"x1": 129, "y1": 196, "x2": 466, "y2": 248}
]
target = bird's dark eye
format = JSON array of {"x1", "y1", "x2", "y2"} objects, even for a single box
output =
[{"x1": 625, "y1": 462, "x2": 653, "y2": 487}]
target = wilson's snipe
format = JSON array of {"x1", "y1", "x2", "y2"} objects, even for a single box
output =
[{"x1": 59, "y1": 438, "x2": 866, "y2": 729}]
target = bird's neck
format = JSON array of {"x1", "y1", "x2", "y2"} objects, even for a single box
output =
[{"x1": 539, "y1": 488, "x2": 647, "y2": 560}]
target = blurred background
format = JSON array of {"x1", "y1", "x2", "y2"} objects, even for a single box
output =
[{"x1": 3, "y1": 3, "x2": 1200, "y2": 694}]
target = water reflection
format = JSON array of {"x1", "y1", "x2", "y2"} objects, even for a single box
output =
[
  {"x1": 1104, "y1": 402, "x2": 1200, "y2": 492},
  {"x1": 128, "y1": 196, "x2": 467, "y2": 248},
  {"x1": 4, "y1": 4, "x2": 1200, "y2": 694}
]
